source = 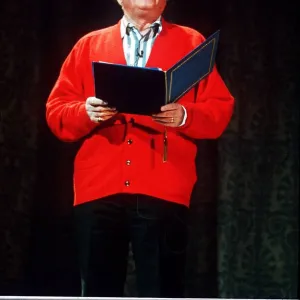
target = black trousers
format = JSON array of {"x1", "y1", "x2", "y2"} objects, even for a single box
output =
[{"x1": 74, "y1": 194, "x2": 188, "y2": 297}]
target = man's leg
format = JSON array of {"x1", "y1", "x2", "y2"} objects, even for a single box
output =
[
  {"x1": 129, "y1": 195, "x2": 188, "y2": 298},
  {"x1": 74, "y1": 195, "x2": 129, "y2": 297}
]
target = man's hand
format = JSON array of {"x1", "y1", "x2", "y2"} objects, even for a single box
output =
[
  {"x1": 152, "y1": 103, "x2": 185, "y2": 127},
  {"x1": 86, "y1": 97, "x2": 118, "y2": 123}
]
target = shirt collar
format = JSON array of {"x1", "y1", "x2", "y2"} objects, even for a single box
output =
[{"x1": 120, "y1": 15, "x2": 162, "y2": 38}]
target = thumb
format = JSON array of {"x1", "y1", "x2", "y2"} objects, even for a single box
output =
[{"x1": 161, "y1": 103, "x2": 178, "y2": 111}]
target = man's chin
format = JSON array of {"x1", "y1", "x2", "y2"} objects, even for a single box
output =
[
  {"x1": 137, "y1": 6, "x2": 154, "y2": 11},
  {"x1": 135, "y1": 7, "x2": 154, "y2": 16}
]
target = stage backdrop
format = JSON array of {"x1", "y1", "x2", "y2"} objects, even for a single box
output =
[{"x1": 0, "y1": 0, "x2": 298, "y2": 298}]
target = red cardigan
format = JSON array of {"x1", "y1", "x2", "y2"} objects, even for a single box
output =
[{"x1": 46, "y1": 19, "x2": 234, "y2": 207}]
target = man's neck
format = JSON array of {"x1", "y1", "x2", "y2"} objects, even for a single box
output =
[{"x1": 124, "y1": 14, "x2": 159, "y2": 32}]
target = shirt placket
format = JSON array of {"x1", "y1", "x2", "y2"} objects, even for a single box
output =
[{"x1": 133, "y1": 29, "x2": 144, "y2": 67}]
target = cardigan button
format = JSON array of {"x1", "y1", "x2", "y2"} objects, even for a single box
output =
[
  {"x1": 125, "y1": 180, "x2": 130, "y2": 187},
  {"x1": 126, "y1": 160, "x2": 131, "y2": 166},
  {"x1": 127, "y1": 139, "x2": 133, "y2": 145}
]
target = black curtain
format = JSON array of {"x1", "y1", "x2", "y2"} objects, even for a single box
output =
[{"x1": 0, "y1": 0, "x2": 298, "y2": 298}]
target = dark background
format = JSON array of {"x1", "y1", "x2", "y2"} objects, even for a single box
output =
[{"x1": 0, "y1": 0, "x2": 298, "y2": 298}]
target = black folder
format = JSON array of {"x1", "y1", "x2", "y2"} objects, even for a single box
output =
[{"x1": 92, "y1": 30, "x2": 220, "y2": 115}]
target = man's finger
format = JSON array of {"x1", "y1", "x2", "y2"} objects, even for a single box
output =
[
  {"x1": 152, "y1": 118, "x2": 177, "y2": 127},
  {"x1": 160, "y1": 103, "x2": 179, "y2": 112},
  {"x1": 91, "y1": 111, "x2": 118, "y2": 123},
  {"x1": 152, "y1": 116, "x2": 176, "y2": 123},
  {"x1": 87, "y1": 104, "x2": 116, "y2": 112},
  {"x1": 152, "y1": 111, "x2": 175, "y2": 118},
  {"x1": 152, "y1": 112, "x2": 167, "y2": 118},
  {"x1": 92, "y1": 111, "x2": 118, "y2": 119},
  {"x1": 152, "y1": 116, "x2": 173, "y2": 121},
  {"x1": 87, "y1": 97, "x2": 108, "y2": 106},
  {"x1": 96, "y1": 111, "x2": 118, "y2": 118}
]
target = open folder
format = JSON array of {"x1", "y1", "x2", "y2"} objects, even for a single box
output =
[{"x1": 92, "y1": 30, "x2": 220, "y2": 115}]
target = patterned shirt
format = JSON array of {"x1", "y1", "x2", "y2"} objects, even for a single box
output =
[{"x1": 120, "y1": 16, "x2": 162, "y2": 67}]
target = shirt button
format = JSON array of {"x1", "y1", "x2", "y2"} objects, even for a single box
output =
[
  {"x1": 126, "y1": 160, "x2": 131, "y2": 166},
  {"x1": 125, "y1": 180, "x2": 130, "y2": 187},
  {"x1": 127, "y1": 139, "x2": 133, "y2": 145}
]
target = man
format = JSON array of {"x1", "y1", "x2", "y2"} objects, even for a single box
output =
[{"x1": 46, "y1": 0, "x2": 234, "y2": 297}]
